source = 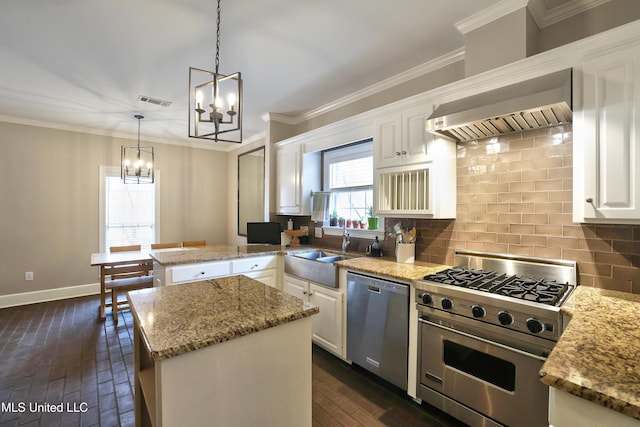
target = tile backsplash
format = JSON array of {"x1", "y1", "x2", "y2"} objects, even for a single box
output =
[{"x1": 396, "y1": 124, "x2": 640, "y2": 294}]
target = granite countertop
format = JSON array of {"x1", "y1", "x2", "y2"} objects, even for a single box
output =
[
  {"x1": 334, "y1": 257, "x2": 450, "y2": 282},
  {"x1": 127, "y1": 275, "x2": 319, "y2": 361},
  {"x1": 150, "y1": 244, "x2": 285, "y2": 265},
  {"x1": 540, "y1": 286, "x2": 640, "y2": 420}
]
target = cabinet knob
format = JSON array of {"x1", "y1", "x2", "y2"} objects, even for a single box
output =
[
  {"x1": 586, "y1": 198, "x2": 594, "y2": 203},
  {"x1": 395, "y1": 151, "x2": 401, "y2": 156},
  {"x1": 401, "y1": 150, "x2": 407, "y2": 155}
]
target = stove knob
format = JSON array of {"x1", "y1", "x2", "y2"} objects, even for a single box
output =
[
  {"x1": 498, "y1": 311, "x2": 514, "y2": 325},
  {"x1": 471, "y1": 305, "x2": 486, "y2": 318},
  {"x1": 420, "y1": 293, "x2": 433, "y2": 304},
  {"x1": 441, "y1": 298, "x2": 453, "y2": 310},
  {"x1": 526, "y1": 318, "x2": 544, "y2": 334}
]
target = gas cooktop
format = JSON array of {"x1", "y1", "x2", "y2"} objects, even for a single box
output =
[{"x1": 423, "y1": 266, "x2": 570, "y2": 306}]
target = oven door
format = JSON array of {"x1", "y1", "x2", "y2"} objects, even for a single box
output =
[{"x1": 418, "y1": 315, "x2": 549, "y2": 427}]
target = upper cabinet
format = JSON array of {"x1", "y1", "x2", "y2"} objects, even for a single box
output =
[
  {"x1": 573, "y1": 43, "x2": 640, "y2": 223},
  {"x1": 374, "y1": 105, "x2": 456, "y2": 218},
  {"x1": 374, "y1": 106, "x2": 434, "y2": 168},
  {"x1": 276, "y1": 144, "x2": 321, "y2": 215}
]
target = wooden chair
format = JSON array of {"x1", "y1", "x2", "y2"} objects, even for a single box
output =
[
  {"x1": 182, "y1": 240, "x2": 206, "y2": 247},
  {"x1": 110, "y1": 244, "x2": 141, "y2": 252},
  {"x1": 106, "y1": 245, "x2": 152, "y2": 325},
  {"x1": 151, "y1": 242, "x2": 180, "y2": 249}
]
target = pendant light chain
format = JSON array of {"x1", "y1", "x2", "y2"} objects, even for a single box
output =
[{"x1": 215, "y1": 0, "x2": 221, "y2": 76}]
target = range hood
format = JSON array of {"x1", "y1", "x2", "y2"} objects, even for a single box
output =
[{"x1": 426, "y1": 69, "x2": 572, "y2": 142}]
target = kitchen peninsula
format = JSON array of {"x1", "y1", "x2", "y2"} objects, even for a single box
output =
[{"x1": 128, "y1": 275, "x2": 319, "y2": 427}]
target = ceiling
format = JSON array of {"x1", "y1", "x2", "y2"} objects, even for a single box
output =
[{"x1": 0, "y1": 0, "x2": 584, "y2": 149}]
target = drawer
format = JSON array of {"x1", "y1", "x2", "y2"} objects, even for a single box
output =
[
  {"x1": 171, "y1": 261, "x2": 231, "y2": 284},
  {"x1": 232, "y1": 256, "x2": 277, "y2": 274}
]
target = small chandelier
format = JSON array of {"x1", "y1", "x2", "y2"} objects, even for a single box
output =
[
  {"x1": 188, "y1": 0, "x2": 243, "y2": 143},
  {"x1": 121, "y1": 115, "x2": 154, "y2": 184}
]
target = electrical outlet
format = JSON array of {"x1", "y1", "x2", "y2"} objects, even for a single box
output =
[
  {"x1": 315, "y1": 228, "x2": 323, "y2": 238},
  {"x1": 25, "y1": 271, "x2": 34, "y2": 281}
]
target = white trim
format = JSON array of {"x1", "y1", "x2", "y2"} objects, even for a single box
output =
[
  {"x1": 263, "y1": 49, "x2": 465, "y2": 127},
  {"x1": 0, "y1": 283, "x2": 100, "y2": 309},
  {"x1": 455, "y1": 0, "x2": 529, "y2": 34},
  {"x1": 0, "y1": 114, "x2": 235, "y2": 152},
  {"x1": 322, "y1": 226, "x2": 385, "y2": 240},
  {"x1": 300, "y1": 49, "x2": 466, "y2": 122},
  {"x1": 528, "y1": 0, "x2": 611, "y2": 28}
]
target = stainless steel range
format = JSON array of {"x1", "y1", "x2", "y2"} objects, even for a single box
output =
[{"x1": 415, "y1": 250, "x2": 577, "y2": 427}]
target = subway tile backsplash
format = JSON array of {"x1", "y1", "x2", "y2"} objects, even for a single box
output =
[{"x1": 402, "y1": 124, "x2": 640, "y2": 294}]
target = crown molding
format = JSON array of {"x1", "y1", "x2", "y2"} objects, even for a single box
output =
[
  {"x1": 455, "y1": 0, "x2": 529, "y2": 34},
  {"x1": 0, "y1": 114, "x2": 235, "y2": 151},
  {"x1": 260, "y1": 112, "x2": 298, "y2": 125},
  {"x1": 528, "y1": 0, "x2": 611, "y2": 28},
  {"x1": 269, "y1": 47, "x2": 465, "y2": 126}
]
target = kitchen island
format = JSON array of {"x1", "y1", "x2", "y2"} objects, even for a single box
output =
[
  {"x1": 128, "y1": 274, "x2": 319, "y2": 427},
  {"x1": 540, "y1": 286, "x2": 640, "y2": 426}
]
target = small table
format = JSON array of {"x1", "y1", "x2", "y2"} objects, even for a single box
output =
[{"x1": 90, "y1": 250, "x2": 153, "y2": 319}]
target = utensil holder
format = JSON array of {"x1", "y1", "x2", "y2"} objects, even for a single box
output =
[{"x1": 396, "y1": 243, "x2": 415, "y2": 264}]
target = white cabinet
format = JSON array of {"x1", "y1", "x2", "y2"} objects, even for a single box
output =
[
  {"x1": 168, "y1": 261, "x2": 231, "y2": 285},
  {"x1": 232, "y1": 255, "x2": 278, "y2": 288},
  {"x1": 574, "y1": 46, "x2": 640, "y2": 223},
  {"x1": 374, "y1": 106, "x2": 433, "y2": 168},
  {"x1": 276, "y1": 145, "x2": 321, "y2": 215},
  {"x1": 549, "y1": 387, "x2": 640, "y2": 427},
  {"x1": 375, "y1": 138, "x2": 456, "y2": 218},
  {"x1": 284, "y1": 274, "x2": 344, "y2": 357},
  {"x1": 161, "y1": 255, "x2": 278, "y2": 287}
]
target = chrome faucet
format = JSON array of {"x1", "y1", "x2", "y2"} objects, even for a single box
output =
[{"x1": 341, "y1": 224, "x2": 350, "y2": 252}]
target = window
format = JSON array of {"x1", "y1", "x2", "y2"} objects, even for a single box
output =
[
  {"x1": 322, "y1": 140, "x2": 373, "y2": 223},
  {"x1": 99, "y1": 166, "x2": 159, "y2": 252}
]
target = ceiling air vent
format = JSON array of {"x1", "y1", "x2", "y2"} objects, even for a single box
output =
[{"x1": 138, "y1": 95, "x2": 172, "y2": 107}]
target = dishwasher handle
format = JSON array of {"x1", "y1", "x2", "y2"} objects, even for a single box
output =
[{"x1": 347, "y1": 271, "x2": 409, "y2": 296}]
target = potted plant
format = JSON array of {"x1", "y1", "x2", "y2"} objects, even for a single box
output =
[
  {"x1": 329, "y1": 208, "x2": 338, "y2": 227},
  {"x1": 338, "y1": 216, "x2": 345, "y2": 228},
  {"x1": 367, "y1": 205, "x2": 378, "y2": 230},
  {"x1": 346, "y1": 218, "x2": 353, "y2": 228}
]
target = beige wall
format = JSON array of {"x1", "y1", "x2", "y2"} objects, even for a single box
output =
[{"x1": 0, "y1": 121, "x2": 228, "y2": 297}]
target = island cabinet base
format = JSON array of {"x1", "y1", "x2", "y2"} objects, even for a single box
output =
[
  {"x1": 549, "y1": 387, "x2": 640, "y2": 427},
  {"x1": 134, "y1": 316, "x2": 313, "y2": 427}
]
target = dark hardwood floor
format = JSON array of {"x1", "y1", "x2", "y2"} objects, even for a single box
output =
[{"x1": 0, "y1": 295, "x2": 466, "y2": 427}]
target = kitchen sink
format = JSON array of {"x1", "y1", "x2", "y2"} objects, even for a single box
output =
[{"x1": 285, "y1": 250, "x2": 347, "y2": 288}]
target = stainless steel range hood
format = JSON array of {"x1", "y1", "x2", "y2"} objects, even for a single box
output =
[{"x1": 426, "y1": 69, "x2": 572, "y2": 142}]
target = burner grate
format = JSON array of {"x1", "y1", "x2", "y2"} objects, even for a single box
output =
[
  {"x1": 493, "y1": 278, "x2": 568, "y2": 305},
  {"x1": 423, "y1": 268, "x2": 570, "y2": 306}
]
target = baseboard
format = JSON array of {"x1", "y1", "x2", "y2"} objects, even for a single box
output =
[{"x1": 0, "y1": 283, "x2": 100, "y2": 309}]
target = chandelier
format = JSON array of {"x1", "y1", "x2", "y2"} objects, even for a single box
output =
[
  {"x1": 121, "y1": 115, "x2": 154, "y2": 184},
  {"x1": 188, "y1": 0, "x2": 243, "y2": 143}
]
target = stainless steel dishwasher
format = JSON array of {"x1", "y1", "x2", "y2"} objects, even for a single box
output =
[{"x1": 346, "y1": 271, "x2": 409, "y2": 390}]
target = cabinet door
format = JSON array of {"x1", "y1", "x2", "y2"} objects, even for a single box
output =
[
  {"x1": 403, "y1": 106, "x2": 433, "y2": 165},
  {"x1": 283, "y1": 274, "x2": 308, "y2": 301},
  {"x1": 578, "y1": 49, "x2": 640, "y2": 221},
  {"x1": 374, "y1": 114, "x2": 403, "y2": 168},
  {"x1": 242, "y1": 270, "x2": 277, "y2": 289},
  {"x1": 276, "y1": 146, "x2": 301, "y2": 214},
  {"x1": 309, "y1": 284, "x2": 343, "y2": 357}
]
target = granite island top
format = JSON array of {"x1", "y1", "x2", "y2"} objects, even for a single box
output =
[
  {"x1": 540, "y1": 286, "x2": 640, "y2": 420},
  {"x1": 127, "y1": 275, "x2": 319, "y2": 362},
  {"x1": 150, "y1": 244, "x2": 286, "y2": 266},
  {"x1": 334, "y1": 257, "x2": 449, "y2": 282}
]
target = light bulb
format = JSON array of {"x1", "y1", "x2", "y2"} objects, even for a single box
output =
[
  {"x1": 196, "y1": 90, "x2": 203, "y2": 109},
  {"x1": 215, "y1": 96, "x2": 223, "y2": 109},
  {"x1": 228, "y1": 93, "x2": 236, "y2": 107},
  {"x1": 124, "y1": 159, "x2": 131, "y2": 167}
]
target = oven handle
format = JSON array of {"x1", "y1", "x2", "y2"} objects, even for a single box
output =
[{"x1": 418, "y1": 317, "x2": 547, "y2": 362}]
